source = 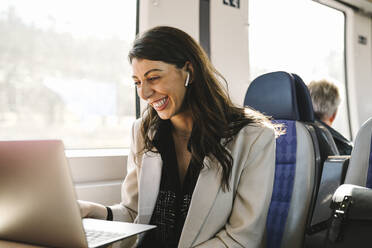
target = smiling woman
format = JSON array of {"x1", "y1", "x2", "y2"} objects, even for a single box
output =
[{"x1": 79, "y1": 26, "x2": 281, "y2": 248}]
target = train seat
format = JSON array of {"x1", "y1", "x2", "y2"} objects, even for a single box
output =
[
  {"x1": 324, "y1": 117, "x2": 372, "y2": 247},
  {"x1": 290, "y1": 73, "x2": 343, "y2": 236},
  {"x1": 344, "y1": 117, "x2": 372, "y2": 187},
  {"x1": 244, "y1": 71, "x2": 318, "y2": 248}
]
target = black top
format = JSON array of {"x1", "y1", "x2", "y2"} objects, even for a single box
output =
[
  {"x1": 139, "y1": 120, "x2": 201, "y2": 248},
  {"x1": 316, "y1": 119, "x2": 353, "y2": 155}
]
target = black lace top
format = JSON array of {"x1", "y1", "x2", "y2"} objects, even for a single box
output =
[{"x1": 139, "y1": 120, "x2": 201, "y2": 248}]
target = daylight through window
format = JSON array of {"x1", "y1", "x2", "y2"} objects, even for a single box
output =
[
  {"x1": 0, "y1": 0, "x2": 137, "y2": 148},
  {"x1": 248, "y1": 0, "x2": 349, "y2": 139}
]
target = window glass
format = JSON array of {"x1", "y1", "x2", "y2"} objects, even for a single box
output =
[
  {"x1": 248, "y1": 0, "x2": 349, "y2": 139},
  {"x1": 0, "y1": 0, "x2": 137, "y2": 148}
]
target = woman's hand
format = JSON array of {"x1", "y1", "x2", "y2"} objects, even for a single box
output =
[{"x1": 77, "y1": 200, "x2": 108, "y2": 219}]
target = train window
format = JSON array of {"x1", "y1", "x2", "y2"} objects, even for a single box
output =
[
  {"x1": 248, "y1": 0, "x2": 350, "y2": 139},
  {"x1": 0, "y1": 0, "x2": 137, "y2": 148}
]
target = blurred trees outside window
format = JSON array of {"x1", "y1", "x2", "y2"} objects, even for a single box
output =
[{"x1": 0, "y1": 0, "x2": 137, "y2": 148}]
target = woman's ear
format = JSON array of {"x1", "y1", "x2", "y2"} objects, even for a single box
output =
[{"x1": 183, "y1": 61, "x2": 194, "y2": 84}]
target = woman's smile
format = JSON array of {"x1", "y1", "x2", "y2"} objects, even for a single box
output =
[{"x1": 151, "y1": 96, "x2": 169, "y2": 111}]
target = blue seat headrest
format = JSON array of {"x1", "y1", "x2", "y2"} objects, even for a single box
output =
[
  {"x1": 244, "y1": 71, "x2": 314, "y2": 122},
  {"x1": 244, "y1": 71, "x2": 300, "y2": 120}
]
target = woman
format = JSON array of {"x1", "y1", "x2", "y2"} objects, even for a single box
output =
[{"x1": 80, "y1": 26, "x2": 278, "y2": 248}]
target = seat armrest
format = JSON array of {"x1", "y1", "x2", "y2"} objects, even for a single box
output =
[{"x1": 332, "y1": 184, "x2": 372, "y2": 220}]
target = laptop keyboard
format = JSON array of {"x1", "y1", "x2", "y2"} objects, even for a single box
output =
[{"x1": 85, "y1": 229, "x2": 126, "y2": 247}]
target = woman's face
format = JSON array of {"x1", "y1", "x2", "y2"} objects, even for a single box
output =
[{"x1": 132, "y1": 58, "x2": 189, "y2": 120}]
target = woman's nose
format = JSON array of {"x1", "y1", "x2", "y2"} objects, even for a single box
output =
[{"x1": 138, "y1": 81, "x2": 153, "y2": 100}]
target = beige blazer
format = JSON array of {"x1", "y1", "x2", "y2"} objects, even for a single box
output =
[{"x1": 111, "y1": 118, "x2": 276, "y2": 248}]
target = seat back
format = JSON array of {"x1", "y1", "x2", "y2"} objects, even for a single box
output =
[
  {"x1": 291, "y1": 74, "x2": 340, "y2": 235},
  {"x1": 291, "y1": 73, "x2": 340, "y2": 159},
  {"x1": 344, "y1": 117, "x2": 372, "y2": 187},
  {"x1": 244, "y1": 71, "x2": 318, "y2": 248}
]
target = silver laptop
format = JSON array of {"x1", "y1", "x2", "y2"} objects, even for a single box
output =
[{"x1": 0, "y1": 140, "x2": 155, "y2": 248}]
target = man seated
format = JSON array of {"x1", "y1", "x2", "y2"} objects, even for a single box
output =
[{"x1": 308, "y1": 79, "x2": 353, "y2": 155}]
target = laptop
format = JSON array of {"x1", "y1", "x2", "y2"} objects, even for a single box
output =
[{"x1": 0, "y1": 140, "x2": 155, "y2": 248}]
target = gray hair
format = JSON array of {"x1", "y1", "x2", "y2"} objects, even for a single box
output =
[{"x1": 308, "y1": 79, "x2": 341, "y2": 120}]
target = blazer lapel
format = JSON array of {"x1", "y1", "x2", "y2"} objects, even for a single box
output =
[
  {"x1": 137, "y1": 151, "x2": 162, "y2": 224},
  {"x1": 178, "y1": 157, "x2": 222, "y2": 247}
]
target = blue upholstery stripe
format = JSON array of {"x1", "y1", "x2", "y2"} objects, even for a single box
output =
[
  {"x1": 266, "y1": 120, "x2": 297, "y2": 248},
  {"x1": 366, "y1": 136, "x2": 372, "y2": 188}
]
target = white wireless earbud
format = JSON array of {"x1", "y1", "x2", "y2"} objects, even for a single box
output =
[{"x1": 185, "y1": 72, "x2": 190, "y2": 87}]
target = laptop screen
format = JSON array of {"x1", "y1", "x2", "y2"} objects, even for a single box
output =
[{"x1": 0, "y1": 140, "x2": 88, "y2": 247}]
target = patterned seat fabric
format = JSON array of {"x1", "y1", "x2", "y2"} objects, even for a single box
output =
[{"x1": 266, "y1": 120, "x2": 296, "y2": 248}]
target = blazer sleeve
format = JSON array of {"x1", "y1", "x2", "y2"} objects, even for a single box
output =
[
  {"x1": 195, "y1": 126, "x2": 276, "y2": 248},
  {"x1": 109, "y1": 120, "x2": 140, "y2": 222}
]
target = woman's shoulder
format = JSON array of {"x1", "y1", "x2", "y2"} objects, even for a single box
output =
[
  {"x1": 229, "y1": 107, "x2": 278, "y2": 143},
  {"x1": 240, "y1": 121, "x2": 276, "y2": 137},
  {"x1": 226, "y1": 122, "x2": 276, "y2": 170},
  {"x1": 234, "y1": 122, "x2": 276, "y2": 147}
]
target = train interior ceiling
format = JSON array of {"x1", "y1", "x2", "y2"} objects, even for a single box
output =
[{"x1": 1, "y1": 0, "x2": 372, "y2": 247}]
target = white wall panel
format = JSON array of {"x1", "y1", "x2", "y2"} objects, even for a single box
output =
[
  {"x1": 210, "y1": 0, "x2": 249, "y2": 106},
  {"x1": 67, "y1": 154, "x2": 128, "y2": 205},
  {"x1": 68, "y1": 156, "x2": 126, "y2": 183},
  {"x1": 353, "y1": 13, "x2": 372, "y2": 131},
  {"x1": 139, "y1": 0, "x2": 199, "y2": 40},
  {"x1": 75, "y1": 181, "x2": 123, "y2": 206}
]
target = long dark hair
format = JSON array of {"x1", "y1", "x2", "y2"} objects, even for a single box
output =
[{"x1": 129, "y1": 26, "x2": 275, "y2": 191}]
